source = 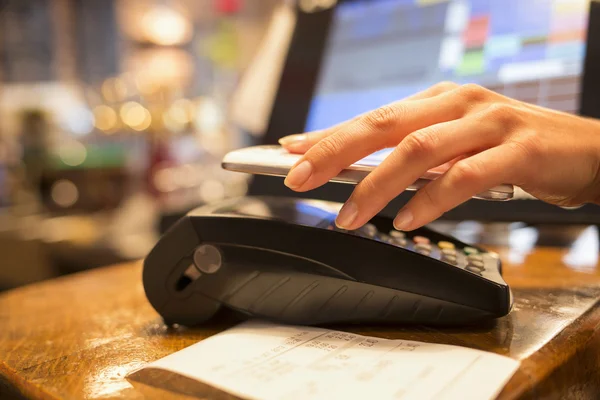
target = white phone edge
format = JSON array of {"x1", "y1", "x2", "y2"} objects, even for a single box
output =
[{"x1": 222, "y1": 147, "x2": 514, "y2": 201}]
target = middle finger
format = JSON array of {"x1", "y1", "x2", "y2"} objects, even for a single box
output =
[
  {"x1": 283, "y1": 90, "x2": 470, "y2": 191},
  {"x1": 334, "y1": 113, "x2": 505, "y2": 229}
]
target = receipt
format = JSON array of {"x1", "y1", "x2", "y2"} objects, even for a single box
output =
[{"x1": 131, "y1": 321, "x2": 519, "y2": 400}]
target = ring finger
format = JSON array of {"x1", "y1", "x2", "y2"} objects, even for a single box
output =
[
  {"x1": 334, "y1": 114, "x2": 506, "y2": 229},
  {"x1": 393, "y1": 144, "x2": 520, "y2": 231}
]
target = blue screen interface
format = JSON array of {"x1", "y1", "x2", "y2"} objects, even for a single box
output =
[{"x1": 305, "y1": 0, "x2": 590, "y2": 132}]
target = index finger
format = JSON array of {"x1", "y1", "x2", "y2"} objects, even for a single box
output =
[
  {"x1": 279, "y1": 114, "x2": 363, "y2": 153},
  {"x1": 279, "y1": 82, "x2": 460, "y2": 154},
  {"x1": 283, "y1": 87, "x2": 469, "y2": 191}
]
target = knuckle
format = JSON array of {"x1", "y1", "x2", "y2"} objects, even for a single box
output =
[
  {"x1": 483, "y1": 103, "x2": 523, "y2": 129},
  {"x1": 403, "y1": 129, "x2": 439, "y2": 157},
  {"x1": 314, "y1": 134, "x2": 346, "y2": 160},
  {"x1": 453, "y1": 159, "x2": 485, "y2": 183},
  {"x1": 434, "y1": 81, "x2": 459, "y2": 93},
  {"x1": 363, "y1": 105, "x2": 401, "y2": 131},
  {"x1": 506, "y1": 134, "x2": 543, "y2": 160},
  {"x1": 457, "y1": 83, "x2": 489, "y2": 103}
]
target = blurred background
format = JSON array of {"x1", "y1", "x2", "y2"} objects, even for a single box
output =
[
  {"x1": 0, "y1": 0, "x2": 281, "y2": 291},
  {"x1": 0, "y1": 0, "x2": 597, "y2": 293}
]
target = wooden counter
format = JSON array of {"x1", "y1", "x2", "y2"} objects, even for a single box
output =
[{"x1": 1, "y1": 223, "x2": 600, "y2": 399}]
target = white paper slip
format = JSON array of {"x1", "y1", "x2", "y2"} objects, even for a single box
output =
[{"x1": 130, "y1": 320, "x2": 520, "y2": 400}]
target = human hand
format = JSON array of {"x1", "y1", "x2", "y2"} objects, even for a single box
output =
[{"x1": 278, "y1": 82, "x2": 600, "y2": 231}]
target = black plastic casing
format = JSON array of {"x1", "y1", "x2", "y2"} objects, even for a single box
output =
[{"x1": 143, "y1": 197, "x2": 512, "y2": 327}]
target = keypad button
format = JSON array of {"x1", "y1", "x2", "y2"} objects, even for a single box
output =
[
  {"x1": 391, "y1": 237, "x2": 407, "y2": 247},
  {"x1": 415, "y1": 243, "x2": 432, "y2": 251},
  {"x1": 438, "y1": 241, "x2": 455, "y2": 250},
  {"x1": 463, "y1": 247, "x2": 479, "y2": 255},
  {"x1": 467, "y1": 254, "x2": 484, "y2": 263},
  {"x1": 194, "y1": 245, "x2": 222, "y2": 274},
  {"x1": 442, "y1": 255, "x2": 457, "y2": 265},
  {"x1": 414, "y1": 243, "x2": 432, "y2": 256},
  {"x1": 389, "y1": 230, "x2": 406, "y2": 239},
  {"x1": 441, "y1": 248, "x2": 457, "y2": 257},
  {"x1": 363, "y1": 223, "x2": 378, "y2": 237},
  {"x1": 413, "y1": 236, "x2": 430, "y2": 245},
  {"x1": 467, "y1": 260, "x2": 485, "y2": 271},
  {"x1": 378, "y1": 233, "x2": 392, "y2": 243},
  {"x1": 466, "y1": 266, "x2": 483, "y2": 275}
]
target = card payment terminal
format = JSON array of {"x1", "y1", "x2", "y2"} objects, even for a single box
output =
[{"x1": 143, "y1": 196, "x2": 512, "y2": 327}]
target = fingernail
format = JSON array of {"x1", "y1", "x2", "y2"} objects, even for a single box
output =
[
  {"x1": 393, "y1": 209, "x2": 413, "y2": 231},
  {"x1": 284, "y1": 160, "x2": 313, "y2": 189},
  {"x1": 279, "y1": 134, "x2": 306, "y2": 146},
  {"x1": 336, "y1": 201, "x2": 358, "y2": 229}
]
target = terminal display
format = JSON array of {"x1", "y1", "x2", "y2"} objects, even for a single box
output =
[{"x1": 306, "y1": 0, "x2": 591, "y2": 132}]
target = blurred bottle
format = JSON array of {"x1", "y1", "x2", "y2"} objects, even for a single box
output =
[{"x1": 19, "y1": 109, "x2": 51, "y2": 202}]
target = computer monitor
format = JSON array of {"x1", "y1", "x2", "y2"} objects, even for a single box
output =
[
  {"x1": 249, "y1": 0, "x2": 600, "y2": 224},
  {"x1": 307, "y1": 0, "x2": 589, "y2": 131}
]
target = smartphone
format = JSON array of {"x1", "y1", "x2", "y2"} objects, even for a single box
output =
[{"x1": 222, "y1": 145, "x2": 514, "y2": 201}]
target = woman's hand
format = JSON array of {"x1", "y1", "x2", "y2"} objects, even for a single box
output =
[{"x1": 278, "y1": 82, "x2": 600, "y2": 231}]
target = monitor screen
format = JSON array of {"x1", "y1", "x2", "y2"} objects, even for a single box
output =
[
  {"x1": 305, "y1": 0, "x2": 591, "y2": 132},
  {"x1": 250, "y1": 0, "x2": 600, "y2": 225}
]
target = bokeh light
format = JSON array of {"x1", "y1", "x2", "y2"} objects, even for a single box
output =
[
  {"x1": 142, "y1": 6, "x2": 192, "y2": 46},
  {"x1": 93, "y1": 105, "x2": 118, "y2": 132},
  {"x1": 58, "y1": 141, "x2": 87, "y2": 167},
  {"x1": 120, "y1": 101, "x2": 152, "y2": 131},
  {"x1": 51, "y1": 180, "x2": 79, "y2": 208}
]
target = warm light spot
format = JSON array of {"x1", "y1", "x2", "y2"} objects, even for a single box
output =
[
  {"x1": 101, "y1": 78, "x2": 128, "y2": 102},
  {"x1": 154, "y1": 167, "x2": 177, "y2": 192},
  {"x1": 59, "y1": 141, "x2": 87, "y2": 167},
  {"x1": 93, "y1": 105, "x2": 118, "y2": 132},
  {"x1": 163, "y1": 100, "x2": 193, "y2": 133},
  {"x1": 135, "y1": 73, "x2": 159, "y2": 95},
  {"x1": 83, "y1": 363, "x2": 142, "y2": 398},
  {"x1": 173, "y1": 98, "x2": 194, "y2": 115},
  {"x1": 194, "y1": 97, "x2": 223, "y2": 136},
  {"x1": 163, "y1": 112, "x2": 186, "y2": 133},
  {"x1": 142, "y1": 6, "x2": 192, "y2": 46},
  {"x1": 127, "y1": 48, "x2": 193, "y2": 89},
  {"x1": 199, "y1": 180, "x2": 226, "y2": 203},
  {"x1": 121, "y1": 102, "x2": 152, "y2": 131},
  {"x1": 51, "y1": 180, "x2": 79, "y2": 208}
]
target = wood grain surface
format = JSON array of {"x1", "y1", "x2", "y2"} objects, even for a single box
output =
[{"x1": 1, "y1": 223, "x2": 600, "y2": 399}]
